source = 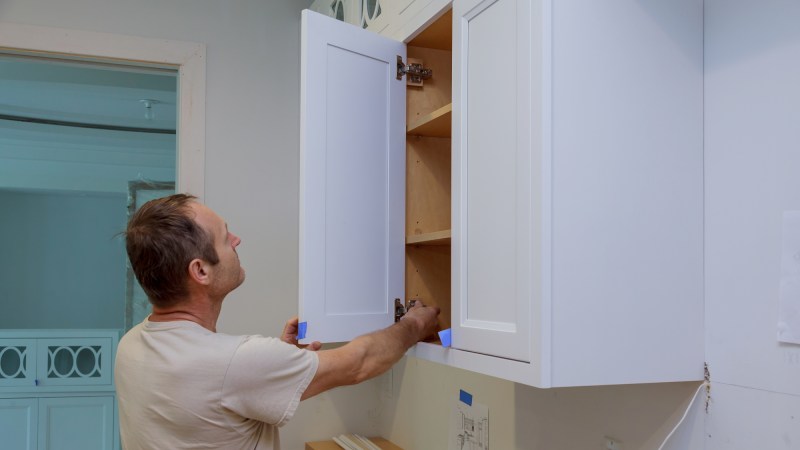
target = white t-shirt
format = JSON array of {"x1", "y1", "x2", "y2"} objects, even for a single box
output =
[{"x1": 115, "y1": 319, "x2": 319, "y2": 450}]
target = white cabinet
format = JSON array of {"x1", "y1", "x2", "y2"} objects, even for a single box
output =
[
  {"x1": 299, "y1": 0, "x2": 704, "y2": 388},
  {"x1": 0, "y1": 330, "x2": 119, "y2": 449}
]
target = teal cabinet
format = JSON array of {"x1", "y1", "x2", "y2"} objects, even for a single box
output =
[
  {"x1": 0, "y1": 398, "x2": 37, "y2": 450},
  {"x1": 0, "y1": 339, "x2": 37, "y2": 388},
  {"x1": 39, "y1": 396, "x2": 114, "y2": 450},
  {"x1": 0, "y1": 331, "x2": 118, "y2": 450},
  {"x1": 1, "y1": 333, "x2": 114, "y2": 391},
  {"x1": 37, "y1": 338, "x2": 113, "y2": 388}
]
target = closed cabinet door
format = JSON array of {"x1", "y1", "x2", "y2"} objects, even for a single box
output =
[
  {"x1": 0, "y1": 398, "x2": 37, "y2": 450},
  {"x1": 36, "y1": 338, "x2": 113, "y2": 388},
  {"x1": 0, "y1": 339, "x2": 37, "y2": 389},
  {"x1": 38, "y1": 396, "x2": 114, "y2": 450},
  {"x1": 299, "y1": 10, "x2": 406, "y2": 343},
  {"x1": 451, "y1": 0, "x2": 537, "y2": 362}
]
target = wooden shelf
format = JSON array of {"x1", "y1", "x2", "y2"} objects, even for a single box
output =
[
  {"x1": 407, "y1": 103, "x2": 451, "y2": 137},
  {"x1": 406, "y1": 229, "x2": 451, "y2": 245}
]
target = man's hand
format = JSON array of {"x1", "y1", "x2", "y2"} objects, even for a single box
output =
[
  {"x1": 401, "y1": 301, "x2": 440, "y2": 341},
  {"x1": 281, "y1": 316, "x2": 322, "y2": 351}
]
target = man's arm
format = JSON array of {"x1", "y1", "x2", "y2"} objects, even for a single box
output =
[{"x1": 301, "y1": 303, "x2": 439, "y2": 400}]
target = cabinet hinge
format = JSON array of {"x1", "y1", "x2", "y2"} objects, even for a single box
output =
[
  {"x1": 394, "y1": 298, "x2": 420, "y2": 322},
  {"x1": 397, "y1": 55, "x2": 433, "y2": 85}
]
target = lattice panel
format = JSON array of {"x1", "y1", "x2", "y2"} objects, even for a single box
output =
[
  {"x1": 0, "y1": 346, "x2": 30, "y2": 380},
  {"x1": 361, "y1": 0, "x2": 382, "y2": 28},
  {"x1": 331, "y1": 0, "x2": 345, "y2": 21},
  {"x1": 46, "y1": 346, "x2": 103, "y2": 379},
  {"x1": 0, "y1": 332, "x2": 115, "y2": 391}
]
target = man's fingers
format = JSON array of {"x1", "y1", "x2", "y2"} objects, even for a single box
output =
[
  {"x1": 281, "y1": 317, "x2": 319, "y2": 351},
  {"x1": 296, "y1": 341, "x2": 322, "y2": 351},
  {"x1": 281, "y1": 316, "x2": 301, "y2": 343},
  {"x1": 408, "y1": 300, "x2": 426, "y2": 310},
  {"x1": 309, "y1": 341, "x2": 322, "y2": 351}
]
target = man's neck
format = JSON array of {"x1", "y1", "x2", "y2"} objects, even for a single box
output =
[{"x1": 149, "y1": 298, "x2": 222, "y2": 332}]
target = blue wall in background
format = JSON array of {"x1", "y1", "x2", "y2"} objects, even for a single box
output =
[{"x1": 0, "y1": 190, "x2": 127, "y2": 329}]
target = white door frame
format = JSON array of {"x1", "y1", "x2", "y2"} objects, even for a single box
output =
[{"x1": 0, "y1": 22, "x2": 206, "y2": 199}]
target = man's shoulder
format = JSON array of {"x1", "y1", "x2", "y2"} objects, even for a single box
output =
[{"x1": 119, "y1": 320, "x2": 249, "y2": 356}]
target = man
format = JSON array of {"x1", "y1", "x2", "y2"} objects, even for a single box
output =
[{"x1": 115, "y1": 194, "x2": 439, "y2": 450}]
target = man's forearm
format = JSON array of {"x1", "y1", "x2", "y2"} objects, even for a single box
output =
[
  {"x1": 302, "y1": 304, "x2": 439, "y2": 400},
  {"x1": 348, "y1": 318, "x2": 423, "y2": 383}
]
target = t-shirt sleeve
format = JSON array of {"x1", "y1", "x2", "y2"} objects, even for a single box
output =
[{"x1": 221, "y1": 335, "x2": 319, "y2": 427}]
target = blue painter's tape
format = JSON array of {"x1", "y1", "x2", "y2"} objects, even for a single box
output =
[
  {"x1": 298, "y1": 321, "x2": 307, "y2": 340},
  {"x1": 460, "y1": 389, "x2": 473, "y2": 406},
  {"x1": 438, "y1": 328, "x2": 452, "y2": 347}
]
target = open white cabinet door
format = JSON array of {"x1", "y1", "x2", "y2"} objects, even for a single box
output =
[{"x1": 299, "y1": 10, "x2": 406, "y2": 344}]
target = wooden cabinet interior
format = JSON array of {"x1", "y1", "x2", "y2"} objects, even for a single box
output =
[{"x1": 404, "y1": 9, "x2": 452, "y2": 341}]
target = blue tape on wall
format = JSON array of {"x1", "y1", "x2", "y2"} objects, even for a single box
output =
[
  {"x1": 459, "y1": 389, "x2": 473, "y2": 406},
  {"x1": 298, "y1": 321, "x2": 307, "y2": 340},
  {"x1": 439, "y1": 328, "x2": 452, "y2": 347}
]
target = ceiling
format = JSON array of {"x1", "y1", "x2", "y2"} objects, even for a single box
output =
[{"x1": 0, "y1": 55, "x2": 177, "y2": 131}]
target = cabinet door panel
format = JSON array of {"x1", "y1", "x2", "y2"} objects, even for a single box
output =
[
  {"x1": 36, "y1": 338, "x2": 113, "y2": 388},
  {"x1": 452, "y1": 0, "x2": 533, "y2": 362},
  {"x1": 0, "y1": 339, "x2": 37, "y2": 389},
  {"x1": 38, "y1": 396, "x2": 114, "y2": 450},
  {"x1": 0, "y1": 398, "x2": 37, "y2": 450},
  {"x1": 300, "y1": 10, "x2": 406, "y2": 343},
  {"x1": 548, "y1": 0, "x2": 703, "y2": 386}
]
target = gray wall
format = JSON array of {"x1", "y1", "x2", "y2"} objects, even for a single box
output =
[{"x1": 0, "y1": 190, "x2": 126, "y2": 329}]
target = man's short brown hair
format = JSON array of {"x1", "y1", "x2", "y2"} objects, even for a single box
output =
[{"x1": 125, "y1": 194, "x2": 220, "y2": 308}]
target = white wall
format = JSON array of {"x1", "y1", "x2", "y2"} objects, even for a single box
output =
[
  {"x1": 705, "y1": 0, "x2": 800, "y2": 448},
  {"x1": 377, "y1": 359, "x2": 703, "y2": 450},
  {"x1": 0, "y1": 1, "x2": 386, "y2": 448}
]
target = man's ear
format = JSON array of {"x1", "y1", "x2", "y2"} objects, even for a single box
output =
[{"x1": 187, "y1": 258, "x2": 211, "y2": 286}]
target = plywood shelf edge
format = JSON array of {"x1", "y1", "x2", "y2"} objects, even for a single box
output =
[
  {"x1": 407, "y1": 103, "x2": 452, "y2": 137},
  {"x1": 406, "y1": 229, "x2": 451, "y2": 245}
]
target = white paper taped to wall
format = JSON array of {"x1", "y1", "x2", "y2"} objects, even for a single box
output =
[
  {"x1": 449, "y1": 390, "x2": 488, "y2": 450},
  {"x1": 778, "y1": 211, "x2": 800, "y2": 344}
]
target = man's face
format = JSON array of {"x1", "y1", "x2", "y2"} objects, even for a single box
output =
[{"x1": 190, "y1": 202, "x2": 245, "y2": 297}]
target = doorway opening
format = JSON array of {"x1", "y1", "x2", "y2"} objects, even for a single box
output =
[{"x1": 0, "y1": 53, "x2": 178, "y2": 331}]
